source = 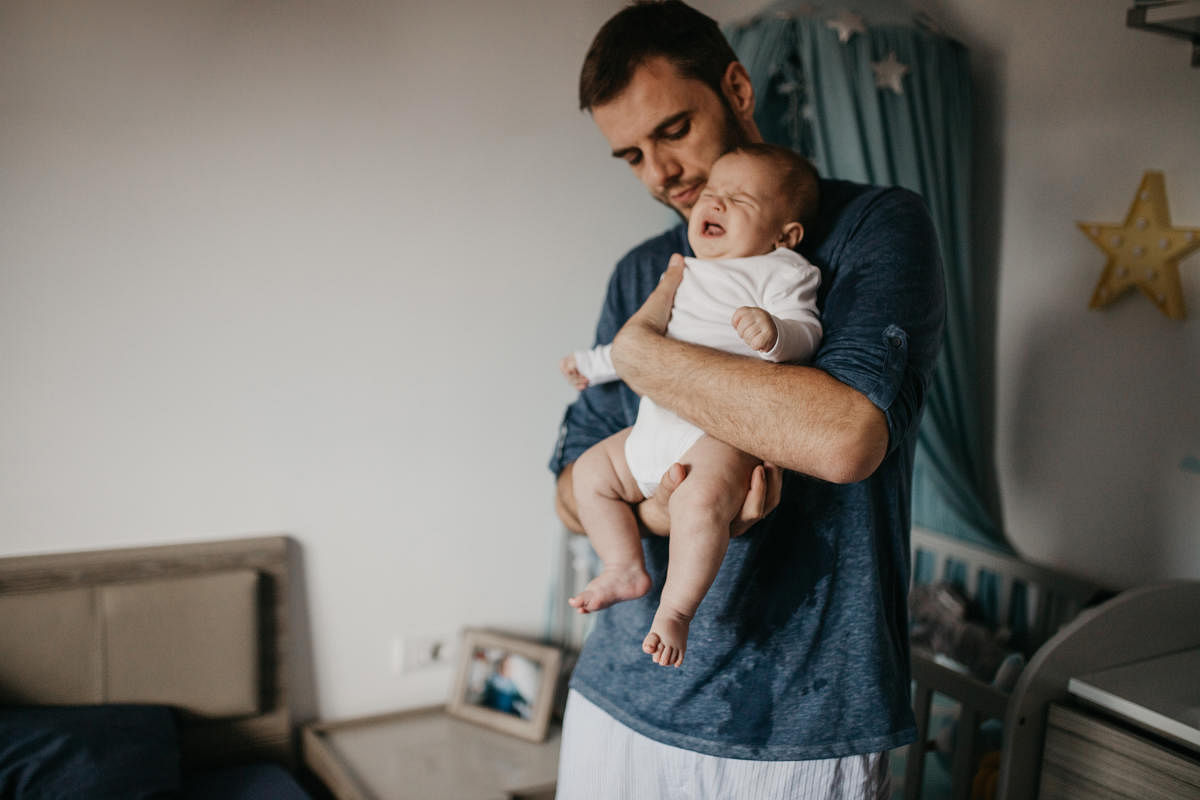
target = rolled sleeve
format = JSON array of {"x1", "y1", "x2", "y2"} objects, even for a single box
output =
[
  {"x1": 815, "y1": 324, "x2": 919, "y2": 454},
  {"x1": 808, "y1": 187, "x2": 945, "y2": 454}
]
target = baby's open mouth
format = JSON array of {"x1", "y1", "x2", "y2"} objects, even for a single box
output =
[{"x1": 703, "y1": 221, "x2": 725, "y2": 236}]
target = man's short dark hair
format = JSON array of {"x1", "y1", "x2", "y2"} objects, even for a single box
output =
[
  {"x1": 579, "y1": 1, "x2": 739, "y2": 112},
  {"x1": 731, "y1": 143, "x2": 821, "y2": 224}
]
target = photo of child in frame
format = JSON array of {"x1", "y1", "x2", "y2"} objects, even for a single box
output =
[{"x1": 463, "y1": 646, "x2": 544, "y2": 721}]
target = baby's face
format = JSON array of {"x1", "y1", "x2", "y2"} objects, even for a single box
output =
[{"x1": 687, "y1": 152, "x2": 795, "y2": 260}]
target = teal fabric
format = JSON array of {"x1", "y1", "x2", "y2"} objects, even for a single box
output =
[{"x1": 727, "y1": 4, "x2": 1007, "y2": 551}]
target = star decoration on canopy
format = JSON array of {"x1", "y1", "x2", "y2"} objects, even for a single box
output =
[
  {"x1": 826, "y1": 10, "x2": 866, "y2": 43},
  {"x1": 1078, "y1": 171, "x2": 1200, "y2": 320},
  {"x1": 871, "y1": 52, "x2": 909, "y2": 94},
  {"x1": 774, "y1": 3, "x2": 816, "y2": 19}
]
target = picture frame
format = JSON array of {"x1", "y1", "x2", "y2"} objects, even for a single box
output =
[{"x1": 447, "y1": 628, "x2": 563, "y2": 743}]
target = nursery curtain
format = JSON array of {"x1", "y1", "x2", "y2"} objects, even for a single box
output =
[{"x1": 726, "y1": 1, "x2": 1007, "y2": 552}]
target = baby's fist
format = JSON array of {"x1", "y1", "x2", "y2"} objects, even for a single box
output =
[
  {"x1": 559, "y1": 355, "x2": 590, "y2": 390},
  {"x1": 732, "y1": 306, "x2": 777, "y2": 352}
]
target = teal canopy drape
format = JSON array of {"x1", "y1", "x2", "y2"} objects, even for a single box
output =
[{"x1": 726, "y1": 2, "x2": 1006, "y2": 551}]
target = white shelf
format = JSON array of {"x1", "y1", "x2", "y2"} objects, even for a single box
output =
[
  {"x1": 1127, "y1": 1, "x2": 1200, "y2": 66},
  {"x1": 1139, "y1": 0, "x2": 1200, "y2": 31},
  {"x1": 1068, "y1": 647, "x2": 1200, "y2": 752}
]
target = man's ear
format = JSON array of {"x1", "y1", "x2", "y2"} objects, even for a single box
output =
[
  {"x1": 777, "y1": 222, "x2": 804, "y2": 250},
  {"x1": 721, "y1": 62, "x2": 756, "y2": 121}
]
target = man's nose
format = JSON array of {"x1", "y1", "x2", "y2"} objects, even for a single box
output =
[{"x1": 644, "y1": 148, "x2": 681, "y2": 189}]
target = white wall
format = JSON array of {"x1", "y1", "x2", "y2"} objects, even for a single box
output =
[
  {"x1": 3, "y1": 0, "x2": 1197, "y2": 719},
  {"x1": 0, "y1": 0, "x2": 677, "y2": 718},
  {"x1": 0, "y1": 0, "x2": 766, "y2": 720}
]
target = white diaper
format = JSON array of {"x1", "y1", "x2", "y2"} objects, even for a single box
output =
[{"x1": 623, "y1": 396, "x2": 706, "y2": 498}]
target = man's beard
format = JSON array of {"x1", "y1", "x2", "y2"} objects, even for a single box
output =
[
  {"x1": 656, "y1": 100, "x2": 753, "y2": 221},
  {"x1": 718, "y1": 98, "x2": 755, "y2": 152}
]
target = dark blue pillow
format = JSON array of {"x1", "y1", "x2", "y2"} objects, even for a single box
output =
[
  {"x1": 0, "y1": 705, "x2": 181, "y2": 799},
  {"x1": 183, "y1": 763, "x2": 311, "y2": 800}
]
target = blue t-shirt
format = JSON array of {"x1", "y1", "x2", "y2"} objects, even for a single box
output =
[{"x1": 549, "y1": 178, "x2": 946, "y2": 760}]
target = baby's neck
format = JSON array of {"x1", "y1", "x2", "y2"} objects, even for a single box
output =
[{"x1": 689, "y1": 243, "x2": 781, "y2": 260}]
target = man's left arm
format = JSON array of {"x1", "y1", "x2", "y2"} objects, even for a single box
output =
[
  {"x1": 611, "y1": 191, "x2": 945, "y2": 484},
  {"x1": 614, "y1": 318, "x2": 887, "y2": 483}
]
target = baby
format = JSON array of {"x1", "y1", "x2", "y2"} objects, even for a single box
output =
[{"x1": 560, "y1": 144, "x2": 823, "y2": 667}]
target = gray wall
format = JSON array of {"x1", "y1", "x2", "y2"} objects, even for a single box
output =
[
  {"x1": 932, "y1": 0, "x2": 1200, "y2": 587},
  {"x1": 2, "y1": 0, "x2": 1197, "y2": 718}
]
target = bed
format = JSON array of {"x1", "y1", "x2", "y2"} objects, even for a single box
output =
[
  {"x1": 898, "y1": 526, "x2": 1200, "y2": 800},
  {"x1": 0, "y1": 534, "x2": 314, "y2": 799}
]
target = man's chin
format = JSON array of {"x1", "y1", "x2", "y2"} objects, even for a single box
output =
[{"x1": 652, "y1": 192, "x2": 692, "y2": 223}]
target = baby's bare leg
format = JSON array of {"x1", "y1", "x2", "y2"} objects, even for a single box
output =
[
  {"x1": 643, "y1": 436, "x2": 759, "y2": 667},
  {"x1": 569, "y1": 429, "x2": 651, "y2": 613}
]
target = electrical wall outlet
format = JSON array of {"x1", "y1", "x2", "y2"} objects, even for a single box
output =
[{"x1": 390, "y1": 634, "x2": 454, "y2": 674}]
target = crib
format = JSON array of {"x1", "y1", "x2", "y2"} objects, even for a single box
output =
[{"x1": 902, "y1": 526, "x2": 1200, "y2": 799}]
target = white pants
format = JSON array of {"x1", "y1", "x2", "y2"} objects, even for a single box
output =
[{"x1": 556, "y1": 690, "x2": 892, "y2": 800}]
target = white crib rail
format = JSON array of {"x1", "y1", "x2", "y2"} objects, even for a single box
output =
[{"x1": 910, "y1": 527, "x2": 1100, "y2": 652}]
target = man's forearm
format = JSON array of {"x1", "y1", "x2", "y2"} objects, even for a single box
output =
[{"x1": 611, "y1": 324, "x2": 888, "y2": 483}]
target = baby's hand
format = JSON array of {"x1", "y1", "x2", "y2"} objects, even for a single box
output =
[
  {"x1": 732, "y1": 306, "x2": 778, "y2": 352},
  {"x1": 559, "y1": 354, "x2": 590, "y2": 390}
]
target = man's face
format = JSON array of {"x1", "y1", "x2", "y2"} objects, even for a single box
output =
[{"x1": 591, "y1": 56, "x2": 748, "y2": 220}]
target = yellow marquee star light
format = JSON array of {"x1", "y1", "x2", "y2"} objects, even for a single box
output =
[{"x1": 1078, "y1": 171, "x2": 1200, "y2": 320}]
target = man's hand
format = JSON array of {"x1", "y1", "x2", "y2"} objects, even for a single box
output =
[
  {"x1": 639, "y1": 460, "x2": 783, "y2": 538},
  {"x1": 611, "y1": 254, "x2": 685, "y2": 376},
  {"x1": 732, "y1": 461, "x2": 783, "y2": 536},
  {"x1": 559, "y1": 354, "x2": 589, "y2": 390},
  {"x1": 732, "y1": 306, "x2": 778, "y2": 353}
]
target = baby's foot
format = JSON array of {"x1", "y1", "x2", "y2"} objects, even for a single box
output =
[
  {"x1": 642, "y1": 607, "x2": 692, "y2": 667},
  {"x1": 568, "y1": 565, "x2": 651, "y2": 613}
]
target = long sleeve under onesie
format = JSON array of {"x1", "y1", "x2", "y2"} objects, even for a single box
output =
[{"x1": 574, "y1": 247, "x2": 822, "y2": 496}]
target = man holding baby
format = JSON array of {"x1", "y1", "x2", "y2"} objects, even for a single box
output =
[{"x1": 549, "y1": 2, "x2": 946, "y2": 797}]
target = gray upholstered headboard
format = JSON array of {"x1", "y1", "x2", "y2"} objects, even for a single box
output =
[{"x1": 0, "y1": 535, "x2": 297, "y2": 769}]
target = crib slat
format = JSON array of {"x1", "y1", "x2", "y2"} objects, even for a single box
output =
[
  {"x1": 997, "y1": 577, "x2": 1012, "y2": 630},
  {"x1": 905, "y1": 683, "x2": 934, "y2": 800},
  {"x1": 1040, "y1": 591, "x2": 1059, "y2": 643},
  {"x1": 950, "y1": 707, "x2": 980, "y2": 800},
  {"x1": 1026, "y1": 583, "x2": 1041, "y2": 638}
]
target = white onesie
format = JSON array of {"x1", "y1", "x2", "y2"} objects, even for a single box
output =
[{"x1": 574, "y1": 247, "x2": 822, "y2": 497}]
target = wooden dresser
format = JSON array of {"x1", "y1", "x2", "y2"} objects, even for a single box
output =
[
  {"x1": 1039, "y1": 647, "x2": 1200, "y2": 799},
  {"x1": 1040, "y1": 704, "x2": 1200, "y2": 799},
  {"x1": 303, "y1": 706, "x2": 559, "y2": 800}
]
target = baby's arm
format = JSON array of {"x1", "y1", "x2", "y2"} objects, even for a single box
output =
[
  {"x1": 559, "y1": 355, "x2": 590, "y2": 390},
  {"x1": 560, "y1": 343, "x2": 619, "y2": 390},
  {"x1": 733, "y1": 257, "x2": 823, "y2": 363},
  {"x1": 733, "y1": 306, "x2": 822, "y2": 363},
  {"x1": 732, "y1": 307, "x2": 780, "y2": 353}
]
